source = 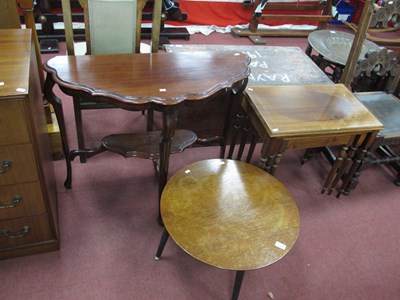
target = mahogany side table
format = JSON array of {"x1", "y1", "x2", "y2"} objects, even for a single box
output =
[{"x1": 43, "y1": 51, "x2": 250, "y2": 220}]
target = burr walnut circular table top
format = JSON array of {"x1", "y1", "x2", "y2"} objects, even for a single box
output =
[{"x1": 161, "y1": 159, "x2": 300, "y2": 271}]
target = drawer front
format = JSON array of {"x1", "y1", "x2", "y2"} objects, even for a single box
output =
[
  {"x1": 285, "y1": 134, "x2": 355, "y2": 150},
  {"x1": 0, "y1": 182, "x2": 46, "y2": 220},
  {"x1": 0, "y1": 144, "x2": 39, "y2": 186},
  {"x1": 0, "y1": 215, "x2": 54, "y2": 250},
  {"x1": 0, "y1": 99, "x2": 31, "y2": 146}
]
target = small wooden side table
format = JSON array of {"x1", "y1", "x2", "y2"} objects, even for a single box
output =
[
  {"x1": 241, "y1": 84, "x2": 384, "y2": 195},
  {"x1": 43, "y1": 51, "x2": 250, "y2": 222},
  {"x1": 155, "y1": 159, "x2": 300, "y2": 300}
]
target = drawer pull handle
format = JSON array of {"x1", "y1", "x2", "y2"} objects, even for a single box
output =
[
  {"x1": 2, "y1": 225, "x2": 31, "y2": 239},
  {"x1": 0, "y1": 195, "x2": 23, "y2": 209},
  {"x1": 0, "y1": 160, "x2": 11, "y2": 174}
]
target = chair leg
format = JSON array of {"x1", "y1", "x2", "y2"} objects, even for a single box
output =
[
  {"x1": 390, "y1": 156, "x2": 400, "y2": 186},
  {"x1": 152, "y1": 159, "x2": 160, "y2": 178},
  {"x1": 395, "y1": 173, "x2": 400, "y2": 186},
  {"x1": 236, "y1": 125, "x2": 249, "y2": 161},
  {"x1": 226, "y1": 111, "x2": 243, "y2": 159},
  {"x1": 231, "y1": 270, "x2": 245, "y2": 300},
  {"x1": 301, "y1": 147, "x2": 318, "y2": 164},
  {"x1": 246, "y1": 132, "x2": 258, "y2": 163},
  {"x1": 305, "y1": 43, "x2": 312, "y2": 57},
  {"x1": 154, "y1": 228, "x2": 170, "y2": 261}
]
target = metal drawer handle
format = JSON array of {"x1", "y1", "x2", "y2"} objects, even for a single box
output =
[
  {"x1": 2, "y1": 225, "x2": 31, "y2": 239},
  {"x1": 0, "y1": 160, "x2": 12, "y2": 174},
  {"x1": 0, "y1": 195, "x2": 23, "y2": 209}
]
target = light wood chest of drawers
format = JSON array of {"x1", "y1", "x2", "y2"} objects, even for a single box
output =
[{"x1": 0, "y1": 29, "x2": 59, "y2": 259}]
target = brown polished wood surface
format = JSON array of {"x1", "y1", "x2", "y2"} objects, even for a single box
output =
[
  {"x1": 241, "y1": 83, "x2": 383, "y2": 194},
  {"x1": 44, "y1": 51, "x2": 251, "y2": 106},
  {"x1": 0, "y1": 29, "x2": 58, "y2": 260},
  {"x1": 244, "y1": 84, "x2": 383, "y2": 138},
  {"x1": 0, "y1": 0, "x2": 21, "y2": 29},
  {"x1": 0, "y1": 30, "x2": 31, "y2": 97},
  {"x1": 102, "y1": 129, "x2": 197, "y2": 159},
  {"x1": 161, "y1": 159, "x2": 300, "y2": 271},
  {"x1": 44, "y1": 50, "x2": 250, "y2": 222}
]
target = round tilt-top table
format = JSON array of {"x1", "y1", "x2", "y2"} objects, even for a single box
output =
[{"x1": 155, "y1": 159, "x2": 300, "y2": 300}]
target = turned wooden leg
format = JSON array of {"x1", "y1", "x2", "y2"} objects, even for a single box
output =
[
  {"x1": 322, "y1": 144, "x2": 349, "y2": 194},
  {"x1": 329, "y1": 136, "x2": 361, "y2": 196}
]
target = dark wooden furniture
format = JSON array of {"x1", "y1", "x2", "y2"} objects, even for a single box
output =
[
  {"x1": 19, "y1": 0, "x2": 46, "y2": 90},
  {"x1": 232, "y1": 0, "x2": 332, "y2": 43},
  {"x1": 155, "y1": 159, "x2": 300, "y2": 300},
  {"x1": 353, "y1": 92, "x2": 400, "y2": 187},
  {"x1": 2, "y1": 0, "x2": 47, "y2": 110},
  {"x1": 328, "y1": 47, "x2": 400, "y2": 190},
  {"x1": 1, "y1": 0, "x2": 63, "y2": 158},
  {"x1": 0, "y1": 0, "x2": 21, "y2": 29},
  {"x1": 350, "y1": 48, "x2": 400, "y2": 93},
  {"x1": 240, "y1": 84, "x2": 383, "y2": 196},
  {"x1": 340, "y1": 0, "x2": 387, "y2": 89},
  {"x1": 61, "y1": 0, "x2": 161, "y2": 163},
  {"x1": 0, "y1": 29, "x2": 59, "y2": 260},
  {"x1": 35, "y1": 0, "x2": 189, "y2": 49},
  {"x1": 343, "y1": 0, "x2": 400, "y2": 45},
  {"x1": 306, "y1": 2, "x2": 400, "y2": 191},
  {"x1": 140, "y1": 0, "x2": 190, "y2": 42},
  {"x1": 61, "y1": 0, "x2": 161, "y2": 55},
  {"x1": 307, "y1": 0, "x2": 377, "y2": 85},
  {"x1": 43, "y1": 51, "x2": 250, "y2": 220}
]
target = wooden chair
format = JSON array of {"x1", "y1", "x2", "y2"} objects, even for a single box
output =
[
  {"x1": 61, "y1": 0, "x2": 162, "y2": 162},
  {"x1": 2, "y1": 0, "x2": 46, "y2": 113},
  {"x1": 2, "y1": 0, "x2": 63, "y2": 159},
  {"x1": 301, "y1": 1, "x2": 400, "y2": 193},
  {"x1": 304, "y1": 0, "x2": 400, "y2": 192},
  {"x1": 339, "y1": 0, "x2": 400, "y2": 189},
  {"x1": 343, "y1": 0, "x2": 400, "y2": 46},
  {"x1": 62, "y1": 0, "x2": 161, "y2": 55},
  {"x1": 341, "y1": 47, "x2": 400, "y2": 190},
  {"x1": 0, "y1": 0, "x2": 22, "y2": 29},
  {"x1": 307, "y1": 46, "x2": 400, "y2": 193}
]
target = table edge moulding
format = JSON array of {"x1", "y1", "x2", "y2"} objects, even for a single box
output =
[{"x1": 43, "y1": 52, "x2": 251, "y2": 104}]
